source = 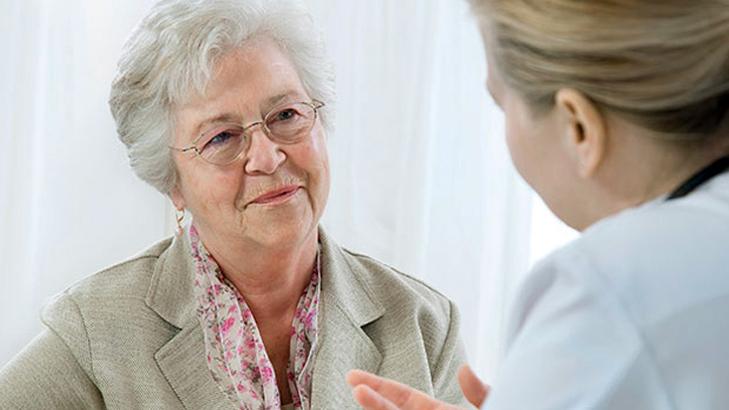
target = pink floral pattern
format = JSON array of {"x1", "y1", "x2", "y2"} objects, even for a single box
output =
[{"x1": 189, "y1": 225, "x2": 320, "y2": 410}]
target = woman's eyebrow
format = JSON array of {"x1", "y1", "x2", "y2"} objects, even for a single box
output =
[
  {"x1": 190, "y1": 90, "x2": 302, "y2": 143},
  {"x1": 262, "y1": 91, "x2": 300, "y2": 111},
  {"x1": 191, "y1": 113, "x2": 240, "y2": 142}
]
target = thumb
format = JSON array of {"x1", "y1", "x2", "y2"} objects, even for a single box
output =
[{"x1": 457, "y1": 365, "x2": 489, "y2": 408}]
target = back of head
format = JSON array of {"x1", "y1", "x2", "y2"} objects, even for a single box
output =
[{"x1": 469, "y1": 0, "x2": 729, "y2": 141}]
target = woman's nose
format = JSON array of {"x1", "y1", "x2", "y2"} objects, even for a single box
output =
[{"x1": 243, "y1": 127, "x2": 286, "y2": 175}]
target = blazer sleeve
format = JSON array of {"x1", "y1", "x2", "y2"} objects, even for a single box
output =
[
  {"x1": 0, "y1": 294, "x2": 104, "y2": 409},
  {"x1": 432, "y1": 300, "x2": 474, "y2": 408}
]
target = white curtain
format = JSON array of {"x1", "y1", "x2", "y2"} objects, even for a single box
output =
[
  {"x1": 0, "y1": 0, "x2": 573, "y2": 383},
  {"x1": 0, "y1": 0, "x2": 167, "y2": 366}
]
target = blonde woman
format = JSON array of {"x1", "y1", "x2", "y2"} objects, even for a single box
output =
[{"x1": 348, "y1": 0, "x2": 729, "y2": 408}]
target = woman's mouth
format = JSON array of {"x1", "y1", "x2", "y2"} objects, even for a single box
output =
[{"x1": 249, "y1": 186, "x2": 302, "y2": 206}]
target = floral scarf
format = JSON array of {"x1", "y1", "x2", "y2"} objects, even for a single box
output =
[{"x1": 189, "y1": 225, "x2": 320, "y2": 410}]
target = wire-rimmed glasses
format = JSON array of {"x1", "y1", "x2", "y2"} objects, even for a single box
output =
[{"x1": 170, "y1": 100, "x2": 325, "y2": 166}]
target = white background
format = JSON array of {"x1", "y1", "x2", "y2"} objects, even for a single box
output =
[{"x1": 0, "y1": 0, "x2": 576, "y2": 382}]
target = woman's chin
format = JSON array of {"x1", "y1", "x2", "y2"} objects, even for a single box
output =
[{"x1": 241, "y1": 213, "x2": 316, "y2": 250}]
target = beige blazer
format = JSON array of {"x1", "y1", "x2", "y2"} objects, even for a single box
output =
[{"x1": 0, "y1": 228, "x2": 469, "y2": 409}]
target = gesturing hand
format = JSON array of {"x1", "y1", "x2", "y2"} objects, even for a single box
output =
[{"x1": 346, "y1": 364, "x2": 489, "y2": 410}]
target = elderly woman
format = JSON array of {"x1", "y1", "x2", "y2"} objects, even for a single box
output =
[
  {"x1": 0, "y1": 1, "x2": 468, "y2": 408},
  {"x1": 348, "y1": 0, "x2": 729, "y2": 409}
]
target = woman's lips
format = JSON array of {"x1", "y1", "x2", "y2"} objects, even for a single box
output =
[{"x1": 249, "y1": 186, "x2": 301, "y2": 205}]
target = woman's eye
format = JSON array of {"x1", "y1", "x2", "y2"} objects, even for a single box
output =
[
  {"x1": 203, "y1": 130, "x2": 239, "y2": 151},
  {"x1": 274, "y1": 108, "x2": 299, "y2": 122},
  {"x1": 210, "y1": 131, "x2": 234, "y2": 145}
]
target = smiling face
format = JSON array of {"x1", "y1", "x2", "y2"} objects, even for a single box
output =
[{"x1": 170, "y1": 37, "x2": 330, "y2": 252}]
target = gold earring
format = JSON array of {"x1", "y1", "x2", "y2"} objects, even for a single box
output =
[{"x1": 175, "y1": 209, "x2": 185, "y2": 235}]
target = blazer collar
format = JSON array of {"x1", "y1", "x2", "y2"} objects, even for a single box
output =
[
  {"x1": 317, "y1": 227, "x2": 385, "y2": 327},
  {"x1": 145, "y1": 232, "x2": 198, "y2": 329}
]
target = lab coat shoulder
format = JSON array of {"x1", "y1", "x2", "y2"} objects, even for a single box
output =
[{"x1": 489, "y1": 182, "x2": 729, "y2": 409}]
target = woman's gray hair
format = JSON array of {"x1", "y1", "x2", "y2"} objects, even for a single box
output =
[{"x1": 109, "y1": 0, "x2": 336, "y2": 194}]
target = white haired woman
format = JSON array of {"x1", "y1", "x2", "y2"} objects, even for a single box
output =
[
  {"x1": 348, "y1": 0, "x2": 729, "y2": 409},
  {"x1": 0, "y1": 1, "x2": 468, "y2": 408}
]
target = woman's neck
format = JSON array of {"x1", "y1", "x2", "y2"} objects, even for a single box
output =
[
  {"x1": 629, "y1": 140, "x2": 727, "y2": 205},
  {"x1": 580, "y1": 133, "x2": 728, "y2": 231},
  {"x1": 197, "y1": 226, "x2": 319, "y2": 321}
]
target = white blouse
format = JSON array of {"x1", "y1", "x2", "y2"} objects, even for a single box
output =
[{"x1": 487, "y1": 172, "x2": 729, "y2": 409}]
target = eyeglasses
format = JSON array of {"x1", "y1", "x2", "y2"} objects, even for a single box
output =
[{"x1": 170, "y1": 100, "x2": 325, "y2": 166}]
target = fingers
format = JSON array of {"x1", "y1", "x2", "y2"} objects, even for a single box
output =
[
  {"x1": 457, "y1": 365, "x2": 489, "y2": 408},
  {"x1": 347, "y1": 370, "x2": 415, "y2": 406},
  {"x1": 347, "y1": 369, "x2": 462, "y2": 410},
  {"x1": 352, "y1": 384, "x2": 400, "y2": 410}
]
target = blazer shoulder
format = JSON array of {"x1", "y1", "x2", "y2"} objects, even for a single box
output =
[
  {"x1": 340, "y1": 248, "x2": 454, "y2": 318},
  {"x1": 41, "y1": 237, "x2": 173, "y2": 324},
  {"x1": 62, "y1": 237, "x2": 170, "y2": 299},
  {"x1": 37, "y1": 237, "x2": 176, "y2": 387}
]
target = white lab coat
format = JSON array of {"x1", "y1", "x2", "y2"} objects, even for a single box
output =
[{"x1": 486, "y1": 172, "x2": 729, "y2": 409}]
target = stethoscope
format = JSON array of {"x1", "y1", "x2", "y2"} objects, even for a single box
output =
[{"x1": 666, "y1": 155, "x2": 729, "y2": 201}]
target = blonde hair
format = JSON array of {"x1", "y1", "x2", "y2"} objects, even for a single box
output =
[
  {"x1": 109, "y1": 0, "x2": 335, "y2": 194},
  {"x1": 469, "y1": 0, "x2": 729, "y2": 139}
]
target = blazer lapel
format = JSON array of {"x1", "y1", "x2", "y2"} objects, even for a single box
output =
[
  {"x1": 155, "y1": 323, "x2": 237, "y2": 410},
  {"x1": 309, "y1": 228, "x2": 386, "y2": 409},
  {"x1": 146, "y1": 234, "x2": 236, "y2": 409}
]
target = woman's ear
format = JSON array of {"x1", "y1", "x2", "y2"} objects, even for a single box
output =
[
  {"x1": 554, "y1": 88, "x2": 608, "y2": 178},
  {"x1": 169, "y1": 185, "x2": 186, "y2": 211}
]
